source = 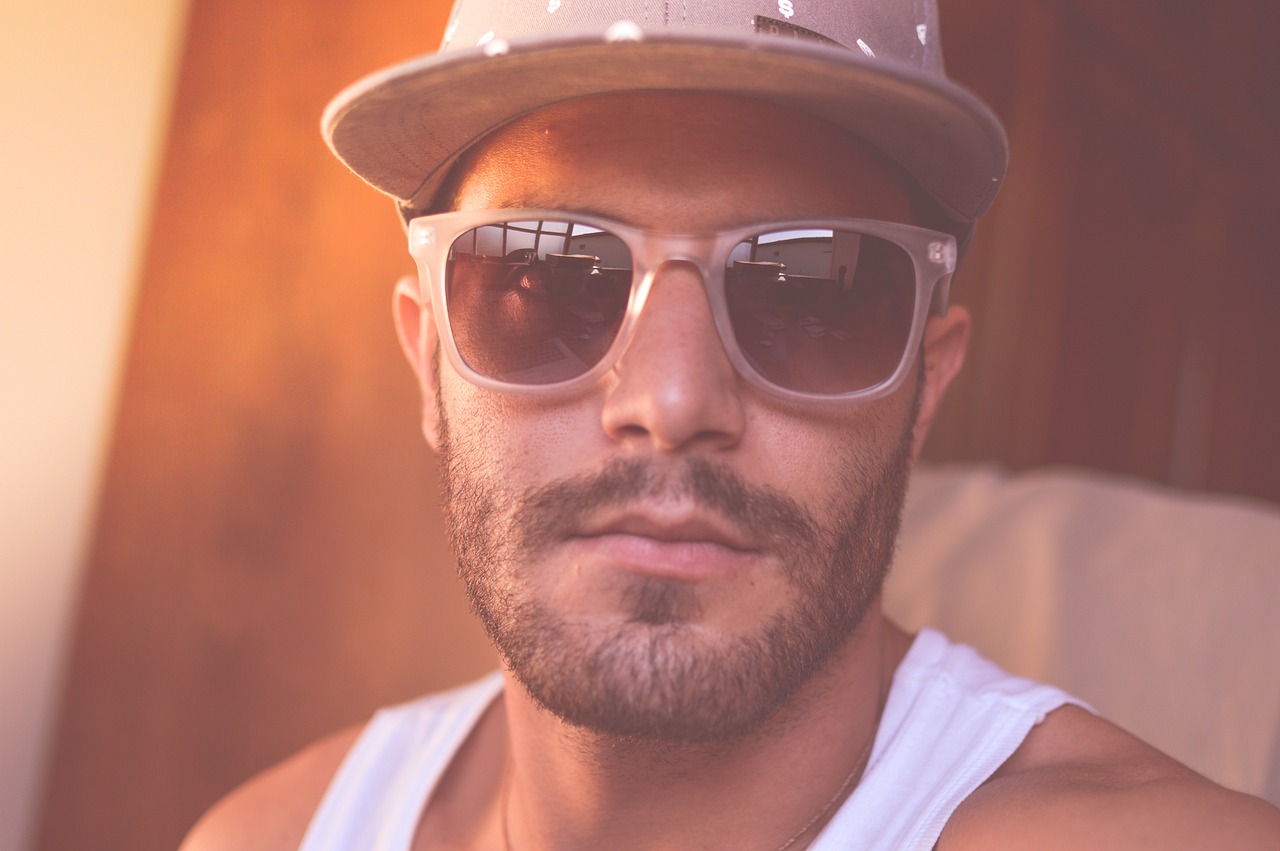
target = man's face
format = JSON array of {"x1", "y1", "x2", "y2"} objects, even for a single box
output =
[{"x1": 397, "y1": 92, "x2": 967, "y2": 743}]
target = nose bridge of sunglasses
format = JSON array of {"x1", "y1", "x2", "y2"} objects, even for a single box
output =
[
  {"x1": 646, "y1": 253, "x2": 718, "y2": 301},
  {"x1": 625, "y1": 257, "x2": 731, "y2": 352}
]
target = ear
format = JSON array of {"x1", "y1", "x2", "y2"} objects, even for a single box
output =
[
  {"x1": 909, "y1": 304, "x2": 970, "y2": 461},
  {"x1": 393, "y1": 274, "x2": 444, "y2": 451}
]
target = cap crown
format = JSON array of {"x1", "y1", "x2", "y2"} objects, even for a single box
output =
[
  {"x1": 440, "y1": 0, "x2": 944, "y2": 76},
  {"x1": 323, "y1": 0, "x2": 1005, "y2": 223}
]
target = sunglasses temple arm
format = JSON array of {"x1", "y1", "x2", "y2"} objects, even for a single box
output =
[{"x1": 929, "y1": 272, "x2": 954, "y2": 316}]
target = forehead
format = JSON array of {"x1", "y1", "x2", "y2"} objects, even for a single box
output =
[{"x1": 447, "y1": 91, "x2": 918, "y2": 231}]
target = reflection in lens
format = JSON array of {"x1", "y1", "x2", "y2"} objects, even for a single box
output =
[
  {"x1": 725, "y1": 229, "x2": 916, "y2": 394},
  {"x1": 445, "y1": 221, "x2": 633, "y2": 384}
]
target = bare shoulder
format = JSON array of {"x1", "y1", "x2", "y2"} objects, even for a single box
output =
[
  {"x1": 940, "y1": 705, "x2": 1280, "y2": 850},
  {"x1": 178, "y1": 724, "x2": 363, "y2": 851}
]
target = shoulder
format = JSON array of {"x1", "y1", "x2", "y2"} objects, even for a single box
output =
[
  {"x1": 939, "y1": 705, "x2": 1280, "y2": 850},
  {"x1": 178, "y1": 724, "x2": 363, "y2": 851}
]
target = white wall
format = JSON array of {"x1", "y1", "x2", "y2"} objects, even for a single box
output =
[{"x1": 0, "y1": 1, "x2": 190, "y2": 849}]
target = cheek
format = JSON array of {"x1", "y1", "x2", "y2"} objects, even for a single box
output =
[
  {"x1": 438, "y1": 370, "x2": 602, "y2": 487},
  {"x1": 743, "y1": 393, "x2": 913, "y2": 504}
]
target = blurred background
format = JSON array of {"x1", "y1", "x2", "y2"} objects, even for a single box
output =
[{"x1": 3, "y1": 0, "x2": 1277, "y2": 849}]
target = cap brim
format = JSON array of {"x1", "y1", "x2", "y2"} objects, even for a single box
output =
[{"x1": 323, "y1": 32, "x2": 1006, "y2": 222}]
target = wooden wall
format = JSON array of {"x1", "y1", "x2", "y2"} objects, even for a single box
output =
[
  {"x1": 35, "y1": 1, "x2": 1280, "y2": 849},
  {"x1": 33, "y1": 2, "x2": 488, "y2": 849},
  {"x1": 926, "y1": 0, "x2": 1280, "y2": 502}
]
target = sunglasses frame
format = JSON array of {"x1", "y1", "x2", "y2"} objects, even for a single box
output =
[{"x1": 407, "y1": 210, "x2": 957, "y2": 405}]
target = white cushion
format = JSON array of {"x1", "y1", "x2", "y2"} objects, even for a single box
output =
[{"x1": 886, "y1": 464, "x2": 1280, "y2": 805}]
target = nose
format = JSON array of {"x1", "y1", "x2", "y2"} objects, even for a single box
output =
[{"x1": 600, "y1": 261, "x2": 747, "y2": 452}]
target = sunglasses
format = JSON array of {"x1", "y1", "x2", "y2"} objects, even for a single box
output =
[{"x1": 407, "y1": 211, "x2": 956, "y2": 404}]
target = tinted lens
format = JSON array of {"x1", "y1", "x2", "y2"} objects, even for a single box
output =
[
  {"x1": 724, "y1": 228, "x2": 917, "y2": 394},
  {"x1": 444, "y1": 220, "x2": 632, "y2": 385}
]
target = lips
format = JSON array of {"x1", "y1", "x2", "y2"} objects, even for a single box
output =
[{"x1": 570, "y1": 507, "x2": 761, "y2": 580}]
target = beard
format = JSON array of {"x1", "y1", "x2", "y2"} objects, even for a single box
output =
[{"x1": 437, "y1": 396, "x2": 916, "y2": 745}]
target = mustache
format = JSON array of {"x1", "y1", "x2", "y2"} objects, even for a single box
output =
[{"x1": 515, "y1": 456, "x2": 822, "y2": 558}]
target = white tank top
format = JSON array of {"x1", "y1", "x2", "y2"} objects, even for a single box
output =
[{"x1": 298, "y1": 629, "x2": 1086, "y2": 850}]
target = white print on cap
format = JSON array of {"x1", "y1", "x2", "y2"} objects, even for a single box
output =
[
  {"x1": 547, "y1": 0, "x2": 561, "y2": 12},
  {"x1": 917, "y1": 23, "x2": 928, "y2": 44},
  {"x1": 856, "y1": 38, "x2": 875, "y2": 56},
  {"x1": 778, "y1": 0, "x2": 795, "y2": 19}
]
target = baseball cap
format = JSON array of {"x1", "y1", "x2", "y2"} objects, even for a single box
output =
[{"x1": 322, "y1": 0, "x2": 1007, "y2": 224}]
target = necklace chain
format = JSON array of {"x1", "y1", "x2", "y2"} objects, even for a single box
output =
[
  {"x1": 500, "y1": 703, "x2": 883, "y2": 851},
  {"x1": 770, "y1": 715, "x2": 880, "y2": 851}
]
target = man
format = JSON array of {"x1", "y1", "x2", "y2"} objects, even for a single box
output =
[{"x1": 183, "y1": 0, "x2": 1280, "y2": 848}]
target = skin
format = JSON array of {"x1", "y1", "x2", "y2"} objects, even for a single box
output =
[{"x1": 182, "y1": 93, "x2": 1280, "y2": 850}]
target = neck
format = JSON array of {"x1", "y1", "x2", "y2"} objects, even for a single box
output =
[{"x1": 499, "y1": 611, "x2": 909, "y2": 851}]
